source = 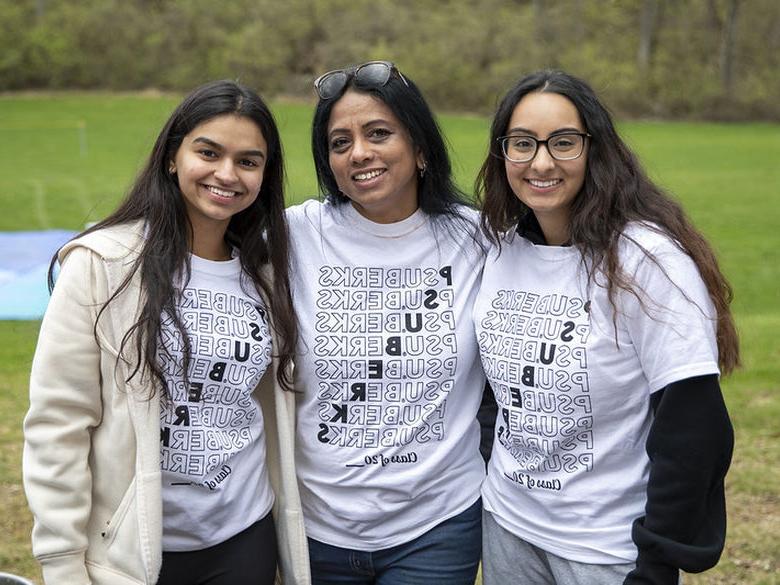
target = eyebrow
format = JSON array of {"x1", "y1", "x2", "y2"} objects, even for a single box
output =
[
  {"x1": 192, "y1": 136, "x2": 265, "y2": 159},
  {"x1": 505, "y1": 126, "x2": 583, "y2": 136},
  {"x1": 328, "y1": 118, "x2": 393, "y2": 136}
]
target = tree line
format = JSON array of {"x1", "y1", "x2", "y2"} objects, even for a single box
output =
[{"x1": 1, "y1": 0, "x2": 777, "y2": 120}]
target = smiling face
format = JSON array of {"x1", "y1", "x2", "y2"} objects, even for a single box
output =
[
  {"x1": 504, "y1": 92, "x2": 588, "y2": 245},
  {"x1": 172, "y1": 114, "x2": 267, "y2": 239},
  {"x1": 327, "y1": 89, "x2": 423, "y2": 223}
]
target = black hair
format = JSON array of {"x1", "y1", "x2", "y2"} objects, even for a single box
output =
[
  {"x1": 311, "y1": 65, "x2": 471, "y2": 219},
  {"x1": 477, "y1": 70, "x2": 739, "y2": 373},
  {"x1": 52, "y1": 79, "x2": 298, "y2": 394}
]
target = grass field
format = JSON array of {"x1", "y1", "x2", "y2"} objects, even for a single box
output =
[{"x1": 0, "y1": 94, "x2": 778, "y2": 584}]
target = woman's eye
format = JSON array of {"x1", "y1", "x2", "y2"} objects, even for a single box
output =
[
  {"x1": 239, "y1": 159, "x2": 259, "y2": 168},
  {"x1": 510, "y1": 137, "x2": 535, "y2": 150},
  {"x1": 198, "y1": 149, "x2": 218, "y2": 158},
  {"x1": 330, "y1": 137, "x2": 350, "y2": 151},
  {"x1": 369, "y1": 128, "x2": 391, "y2": 140},
  {"x1": 551, "y1": 136, "x2": 577, "y2": 151}
]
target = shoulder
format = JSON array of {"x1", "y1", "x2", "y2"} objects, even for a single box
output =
[
  {"x1": 439, "y1": 204, "x2": 479, "y2": 230},
  {"x1": 286, "y1": 198, "x2": 357, "y2": 242},
  {"x1": 620, "y1": 222, "x2": 682, "y2": 254},
  {"x1": 432, "y1": 204, "x2": 485, "y2": 247},
  {"x1": 618, "y1": 222, "x2": 690, "y2": 267},
  {"x1": 286, "y1": 198, "x2": 328, "y2": 224},
  {"x1": 452, "y1": 204, "x2": 479, "y2": 222},
  {"x1": 617, "y1": 222, "x2": 706, "y2": 294},
  {"x1": 286, "y1": 198, "x2": 344, "y2": 234},
  {"x1": 59, "y1": 221, "x2": 145, "y2": 263}
]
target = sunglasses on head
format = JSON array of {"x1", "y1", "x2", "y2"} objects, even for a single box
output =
[{"x1": 313, "y1": 61, "x2": 409, "y2": 100}]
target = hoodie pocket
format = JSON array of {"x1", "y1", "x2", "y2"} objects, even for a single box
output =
[
  {"x1": 103, "y1": 477, "x2": 136, "y2": 545},
  {"x1": 101, "y1": 475, "x2": 147, "y2": 581}
]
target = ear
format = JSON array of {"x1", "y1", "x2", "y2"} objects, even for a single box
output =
[
  {"x1": 168, "y1": 162, "x2": 177, "y2": 174},
  {"x1": 416, "y1": 149, "x2": 426, "y2": 174}
]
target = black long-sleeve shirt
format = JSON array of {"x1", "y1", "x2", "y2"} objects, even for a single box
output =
[{"x1": 624, "y1": 374, "x2": 734, "y2": 584}]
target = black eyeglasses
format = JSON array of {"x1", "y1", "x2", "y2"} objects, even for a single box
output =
[
  {"x1": 498, "y1": 132, "x2": 591, "y2": 163},
  {"x1": 313, "y1": 61, "x2": 409, "y2": 100}
]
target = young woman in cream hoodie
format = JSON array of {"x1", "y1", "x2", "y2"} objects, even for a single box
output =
[{"x1": 23, "y1": 80, "x2": 310, "y2": 585}]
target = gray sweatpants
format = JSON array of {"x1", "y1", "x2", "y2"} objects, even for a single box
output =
[{"x1": 482, "y1": 509, "x2": 638, "y2": 585}]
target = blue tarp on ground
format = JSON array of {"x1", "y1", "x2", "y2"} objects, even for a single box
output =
[{"x1": 0, "y1": 230, "x2": 77, "y2": 320}]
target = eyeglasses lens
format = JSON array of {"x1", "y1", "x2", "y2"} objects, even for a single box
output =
[
  {"x1": 502, "y1": 134, "x2": 585, "y2": 162},
  {"x1": 548, "y1": 135, "x2": 582, "y2": 159}
]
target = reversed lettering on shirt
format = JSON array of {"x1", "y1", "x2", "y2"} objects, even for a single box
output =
[
  {"x1": 479, "y1": 290, "x2": 593, "y2": 487},
  {"x1": 159, "y1": 287, "x2": 271, "y2": 489},
  {"x1": 313, "y1": 265, "x2": 457, "y2": 467}
]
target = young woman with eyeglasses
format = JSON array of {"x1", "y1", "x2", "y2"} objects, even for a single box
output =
[
  {"x1": 286, "y1": 61, "x2": 487, "y2": 584},
  {"x1": 474, "y1": 70, "x2": 738, "y2": 584},
  {"x1": 23, "y1": 81, "x2": 310, "y2": 585}
]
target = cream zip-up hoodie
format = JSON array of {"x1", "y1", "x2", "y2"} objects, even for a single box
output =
[{"x1": 23, "y1": 221, "x2": 310, "y2": 585}]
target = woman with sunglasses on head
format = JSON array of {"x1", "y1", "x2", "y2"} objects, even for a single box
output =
[
  {"x1": 474, "y1": 70, "x2": 738, "y2": 585},
  {"x1": 286, "y1": 61, "x2": 487, "y2": 584},
  {"x1": 23, "y1": 80, "x2": 310, "y2": 585}
]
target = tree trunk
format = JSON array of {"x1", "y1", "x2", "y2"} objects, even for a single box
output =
[
  {"x1": 720, "y1": 0, "x2": 741, "y2": 96},
  {"x1": 533, "y1": 0, "x2": 557, "y2": 67},
  {"x1": 637, "y1": 0, "x2": 660, "y2": 75}
]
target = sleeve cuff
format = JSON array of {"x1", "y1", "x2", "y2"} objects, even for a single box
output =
[
  {"x1": 624, "y1": 548, "x2": 680, "y2": 584},
  {"x1": 40, "y1": 551, "x2": 91, "y2": 585}
]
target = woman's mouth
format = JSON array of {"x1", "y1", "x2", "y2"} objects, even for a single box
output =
[
  {"x1": 203, "y1": 184, "x2": 239, "y2": 198},
  {"x1": 526, "y1": 178, "x2": 562, "y2": 189},
  {"x1": 353, "y1": 169, "x2": 386, "y2": 182}
]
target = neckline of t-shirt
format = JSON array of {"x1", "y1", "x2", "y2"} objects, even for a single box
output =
[
  {"x1": 189, "y1": 251, "x2": 242, "y2": 275},
  {"x1": 525, "y1": 239, "x2": 580, "y2": 261},
  {"x1": 341, "y1": 202, "x2": 428, "y2": 238}
]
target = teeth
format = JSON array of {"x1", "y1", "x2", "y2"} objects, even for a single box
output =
[
  {"x1": 354, "y1": 169, "x2": 384, "y2": 181},
  {"x1": 528, "y1": 179, "x2": 561, "y2": 188},
  {"x1": 206, "y1": 185, "x2": 238, "y2": 198}
]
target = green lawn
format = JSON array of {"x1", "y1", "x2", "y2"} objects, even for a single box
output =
[{"x1": 0, "y1": 94, "x2": 778, "y2": 583}]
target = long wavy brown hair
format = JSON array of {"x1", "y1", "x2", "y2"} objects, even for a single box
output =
[{"x1": 476, "y1": 70, "x2": 739, "y2": 374}]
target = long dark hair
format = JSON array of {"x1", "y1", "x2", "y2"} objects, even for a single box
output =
[
  {"x1": 51, "y1": 80, "x2": 297, "y2": 393},
  {"x1": 311, "y1": 65, "x2": 471, "y2": 220},
  {"x1": 477, "y1": 70, "x2": 739, "y2": 374}
]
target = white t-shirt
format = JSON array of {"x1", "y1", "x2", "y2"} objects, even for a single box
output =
[
  {"x1": 159, "y1": 253, "x2": 274, "y2": 551},
  {"x1": 288, "y1": 199, "x2": 486, "y2": 550},
  {"x1": 475, "y1": 222, "x2": 719, "y2": 564}
]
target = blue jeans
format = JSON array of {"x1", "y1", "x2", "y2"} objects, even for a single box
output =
[{"x1": 308, "y1": 498, "x2": 482, "y2": 585}]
